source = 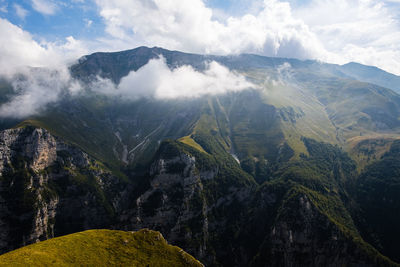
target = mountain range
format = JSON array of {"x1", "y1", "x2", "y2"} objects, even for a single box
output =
[{"x1": 1, "y1": 46, "x2": 400, "y2": 266}]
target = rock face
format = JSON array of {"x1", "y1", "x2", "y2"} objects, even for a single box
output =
[
  {"x1": 0, "y1": 127, "x2": 398, "y2": 267},
  {"x1": 119, "y1": 152, "x2": 212, "y2": 261},
  {"x1": 0, "y1": 127, "x2": 57, "y2": 174},
  {"x1": 0, "y1": 127, "x2": 58, "y2": 251},
  {"x1": 3, "y1": 46, "x2": 400, "y2": 266},
  {"x1": 0, "y1": 126, "x2": 125, "y2": 253},
  {"x1": 253, "y1": 193, "x2": 374, "y2": 267},
  {"x1": 113, "y1": 140, "x2": 387, "y2": 267},
  {"x1": 116, "y1": 141, "x2": 255, "y2": 266}
]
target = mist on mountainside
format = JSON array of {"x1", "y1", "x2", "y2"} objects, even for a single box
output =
[
  {"x1": 1, "y1": 46, "x2": 400, "y2": 267},
  {"x1": 0, "y1": 54, "x2": 258, "y2": 119},
  {"x1": 2, "y1": 0, "x2": 400, "y2": 266}
]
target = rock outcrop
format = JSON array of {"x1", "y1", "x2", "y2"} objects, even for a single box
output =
[
  {"x1": 253, "y1": 192, "x2": 375, "y2": 267},
  {"x1": 0, "y1": 127, "x2": 397, "y2": 266},
  {"x1": 116, "y1": 140, "x2": 255, "y2": 266},
  {"x1": 0, "y1": 126, "x2": 125, "y2": 253}
]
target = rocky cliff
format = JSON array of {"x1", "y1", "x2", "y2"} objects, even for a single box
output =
[
  {"x1": 0, "y1": 126, "x2": 398, "y2": 266},
  {"x1": 0, "y1": 126, "x2": 126, "y2": 253},
  {"x1": 116, "y1": 140, "x2": 255, "y2": 265},
  {"x1": 3, "y1": 46, "x2": 400, "y2": 266},
  {"x1": 0, "y1": 127, "x2": 394, "y2": 266},
  {"x1": 115, "y1": 139, "x2": 396, "y2": 266}
]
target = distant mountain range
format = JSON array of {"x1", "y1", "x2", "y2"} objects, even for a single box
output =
[{"x1": 0, "y1": 46, "x2": 400, "y2": 266}]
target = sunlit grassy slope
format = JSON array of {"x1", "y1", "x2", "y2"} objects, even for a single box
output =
[
  {"x1": 178, "y1": 135, "x2": 207, "y2": 154},
  {"x1": 2, "y1": 47, "x2": 400, "y2": 265},
  {"x1": 5, "y1": 47, "x2": 400, "y2": 171},
  {"x1": 0, "y1": 229, "x2": 203, "y2": 267}
]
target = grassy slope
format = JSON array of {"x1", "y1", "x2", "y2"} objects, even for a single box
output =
[
  {"x1": 347, "y1": 135, "x2": 400, "y2": 171},
  {"x1": 251, "y1": 138, "x2": 399, "y2": 266},
  {"x1": 259, "y1": 75, "x2": 338, "y2": 157},
  {"x1": 3, "y1": 54, "x2": 400, "y2": 265},
  {"x1": 0, "y1": 229, "x2": 203, "y2": 267},
  {"x1": 299, "y1": 75, "x2": 400, "y2": 139},
  {"x1": 259, "y1": 67, "x2": 400, "y2": 169},
  {"x1": 178, "y1": 135, "x2": 207, "y2": 154},
  {"x1": 354, "y1": 140, "x2": 400, "y2": 262},
  {"x1": 17, "y1": 106, "x2": 120, "y2": 169},
  {"x1": 16, "y1": 95, "x2": 204, "y2": 172},
  {"x1": 169, "y1": 101, "x2": 397, "y2": 265}
]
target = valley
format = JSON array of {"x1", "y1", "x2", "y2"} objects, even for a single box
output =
[{"x1": 0, "y1": 46, "x2": 400, "y2": 266}]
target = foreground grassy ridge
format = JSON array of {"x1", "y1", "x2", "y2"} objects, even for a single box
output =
[{"x1": 0, "y1": 229, "x2": 203, "y2": 267}]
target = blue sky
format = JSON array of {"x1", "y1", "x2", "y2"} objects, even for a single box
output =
[
  {"x1": 1, "y1": 0, "x2": 400, "y2": 75},
  {"x1": 1, "y1": 0, "x2": 259, "y2": 41},
  {"x1": 0, "y1": 0, "x2": 400, "y2": 118},
  {"x1": 0, "y1": 0, "x2": 103, "y2": 41},
  {"x1": 1, "y1": 0, "x2": 265, "y2": 42}
]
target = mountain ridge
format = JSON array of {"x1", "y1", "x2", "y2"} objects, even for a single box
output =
[
  {"x1": 1, "y1": 46, "x2": 400, "y2": 266},
  {"x1": 71, "y1": 46, "x2": 400, "y2": 93}
]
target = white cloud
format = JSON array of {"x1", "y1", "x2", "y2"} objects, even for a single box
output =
[
  {"x1": 14, "y1": 4, "x2": 28, "y2": 20},
  {"x1": 1, "y1": 0, "x2": 400, "y2": 118},
  {"x1": 92, "y1": 57, "x2": 256, "y2": 99},
  {"x1": 0, "y1": 18, "x2": 51, "y2": 75},
  {"x1": 94, "y1": 0, "x2": 326, "y2": 59},
  {"x1": 93, "y1": 0, "x2": 400, "y2": 75},
  {"x1": 0, "y1": 19, "x2": 87, "y2": 118},
  {"x1": 0, "y1": 67, "x2": 81, "y2": 118},
  {"x1": 292, "y1": 0, "x2": 400, "y2": 74},
  {"x1": 0, "y1": 16, "x2": 254, "y2": 118},
  {"x1": 0, "y1": 18, "x2": 87, "y2": 76},
  {"x1": 31, "y1": 0, "x2": 58, "y2": 15}
]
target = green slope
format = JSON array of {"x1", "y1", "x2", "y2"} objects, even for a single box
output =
[
  {"x1": 354, "y1": 140, "x2": 400, "y2": 263},
  {"x1": 0, "y1": 229, "x2": 203, "y2": 267},
  {"x1": 2, "y1": 47, "x2": 400, "y2": 265},
  {"x1": 246, "y1": 138, "x2": 398, "y2": 266}
]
